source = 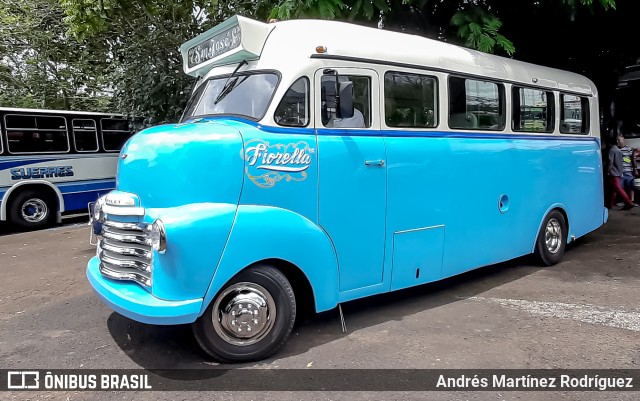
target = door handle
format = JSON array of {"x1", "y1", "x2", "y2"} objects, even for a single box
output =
[{"x1": 364, "y1": 160, "x2": 385, "y2": 167}]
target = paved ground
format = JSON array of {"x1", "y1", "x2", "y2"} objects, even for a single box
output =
[{"x1": 0, "y1": 210, "x2": 639, "y2": 400}]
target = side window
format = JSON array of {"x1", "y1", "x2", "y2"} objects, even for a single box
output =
[
  {"x1": 72, "y1": 119, "x2": 99, "y2": 152},
  {"x1": 449, "y1": 77, "x2": 505, "y2": 130},
  {"x1": 512, "y1": 87, "x2": 555, "y2": 133},
  {"x1": 101, "y1": 118, "x2": 133, "y2": 151},
  {"x1": 274, "y1": 77, "x2": 310, "y2": 127},
  {"x1": 321, "y1": 75, "x2": 371, "y2": 128},
  {"x1": 560, "y1": 94, "x2": 589, "y2": 134},
  {"x1": 384, "y1": 71, "x2": 437, "y2": 128},
  {"x1": 4, "y1": 115, "x2": 69, "y2": 153}
]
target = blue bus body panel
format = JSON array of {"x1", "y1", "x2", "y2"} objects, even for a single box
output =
[
  {"x1": 316, "y1": 133, "x2": 387, "y2": 292},
  {"x1": 143, "y1": 203, "x2": 238, "y2": 301},
  {"x1": 201, "y1": 205, "x2": 340, "y2": 315},
  {"x1": 384, "y1": 134, "x2": 604, "y2": 281},
  {"x1": 85, "y1": 116, "x2": 606, "y2": 324},
  {"x1": 58, "y1": 179, "x2": 116, "y2": 211},
  {"x1": 116, "y1": 121, "x2": 244, "y2": 208},
  {"x1": 112, "y1": 121, "x2": 245, "y2": 302}
]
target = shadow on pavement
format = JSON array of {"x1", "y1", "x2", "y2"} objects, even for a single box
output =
[
  {"x1": 0, "y1": 216, "x2": 88, "y2": 237},
  {"x1": 107, "y1": 253, "x2": 547, "y2": 372}
]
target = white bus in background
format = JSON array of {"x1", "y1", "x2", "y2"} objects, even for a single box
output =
[{"x1": 0, "y1": 108, "x2": 135, "y2": 230}]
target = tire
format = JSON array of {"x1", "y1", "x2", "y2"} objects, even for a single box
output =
[
  {"x1": 534, "y1": 210, "x2": 567, "y2": 266},
  {"x1": 8, "y1": 189, "x2": 55, "y2": 230},
  {"x1": 193, "y1": 264, "x2": 296, "y2": 363}
]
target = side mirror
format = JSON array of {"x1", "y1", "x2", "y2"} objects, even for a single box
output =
[
  {"x1": 338, "y1": 81, "x2": 354, "y2": 119},
  {"x1": 321, "y1": 80, "x2": 337, "y2": 125}
]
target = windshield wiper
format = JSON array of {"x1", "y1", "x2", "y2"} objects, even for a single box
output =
[{"x1": 213, "y1": 60, "x2": 248, "y2": 105}]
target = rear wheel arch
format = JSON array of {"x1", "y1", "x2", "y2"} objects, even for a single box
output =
[
  {"x1": 534, "y1": 207, "x2": 569, "y2": 266},
  {"x1": 2, "y1": 182, "x2": 64, "y2": 226}
]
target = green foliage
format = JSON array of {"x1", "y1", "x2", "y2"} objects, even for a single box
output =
[
  {"x1": 0, "y1": 0, "x2": 112, "y2": 111},
  {"x1": 0, "y1": 0, "x2": 622, "y2": 123},
  {"x1": 60, "y1": 0, "x2": 276, "y2": 123},
  {"x1": 451, "y1": 7, "x2": 515, "y2": 55},
  {"x1": 269, "y1": 0, "x2": 347, "y2": 20}
]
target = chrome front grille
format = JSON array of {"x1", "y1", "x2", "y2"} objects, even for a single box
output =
[{"x1": 98, "y1": 219, "x2": 152, "y2": 287}]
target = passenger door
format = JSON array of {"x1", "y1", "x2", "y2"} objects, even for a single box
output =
[{"x1": 314, "y1": 68, "x2": 387, "y2": 294}]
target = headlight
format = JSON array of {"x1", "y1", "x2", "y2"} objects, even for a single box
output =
[
  {"x1": 148, "y1": 219, "x2": 167, "y2": 254},
  {"x1": 88, "y1": 197, "x2": 105, "y2": 239},
  {"x1": 92, "y1": 197, "x2": 105, "y2": 223}
]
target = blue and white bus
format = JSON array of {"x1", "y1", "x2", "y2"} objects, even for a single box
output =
[
  {"x1": 87, "y1": 16, "x2": 606, "y2": 363},
  {"x1": 0, "y1": 108, "x2": 134, "y2": 229}
]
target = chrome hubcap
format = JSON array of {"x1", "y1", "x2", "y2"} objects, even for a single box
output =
[
  {"x1": 21, "y1": 198, "x2": 48, "y2": 223},
  {"x1": 212, "y1": 282, "x2": 276, "y2": 346},
  {"x1": 545, "y1": 218, "x2": 562, "y2": 254}
]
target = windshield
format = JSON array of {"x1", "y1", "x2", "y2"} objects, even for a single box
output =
[{"x1": 184, "y1": 72, "x2": 279, "y2": 121}]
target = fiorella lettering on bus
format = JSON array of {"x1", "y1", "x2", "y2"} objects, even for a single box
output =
[
  {"x1": 10, "y1": 166, "x2": 74, "y2": 180},
  {"x1": 241, "y1": 140, "x2": 314, "y2": 188}
]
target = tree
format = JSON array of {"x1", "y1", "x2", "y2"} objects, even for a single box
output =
[
  {"x1": 0, "y1": 0, "x2": 111, "y2": 110},
  {"x1": 269, "y1": 0, "x2": 617, "y2": 56},
  {"x1": 60, "y1": 0, "x2": 275, "y2": 123}
]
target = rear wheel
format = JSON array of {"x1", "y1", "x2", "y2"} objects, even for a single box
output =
[
  {"x1": 8, "y1": 189, "x2": 55, "y2": 230},
  {"x1": 193, "y1": 264, "x2": 296, "y2": 363},
  {"x1": 534, "y1": 210, "x2": 567, "y2": 266}
]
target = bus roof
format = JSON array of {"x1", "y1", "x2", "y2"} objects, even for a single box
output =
[
  {"x1": 188, "y1": 16, "x2": 597, "y2": 97},
  {"x1": 0, "y1": 107, "x2": 127, "y2": 118}
]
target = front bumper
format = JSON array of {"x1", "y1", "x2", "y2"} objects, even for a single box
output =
[{"x1": 86, "y1": 257, "x2": 203, "y2": 325}]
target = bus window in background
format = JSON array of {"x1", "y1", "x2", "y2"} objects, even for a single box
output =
[
  {"x1": 72, "y1": 119, "x2": 99, "y2": 152},
  {"x1": 0, "y1": 108, "x2": 135, "y2": 230},
  {"x1": 101, "y1": 118, "x2": 134, "y2": 151}
]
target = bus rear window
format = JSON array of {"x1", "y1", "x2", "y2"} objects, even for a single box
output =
[
  {"x1": 560, "y1": 94, "x2": 589, "y2": 134},
  {"x1": 513, "y1": 87, "x2": 555, "y2": 133}
]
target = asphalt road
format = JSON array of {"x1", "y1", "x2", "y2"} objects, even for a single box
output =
[{"x1": 0, "y1": 210, "x2": 639, "y2": 400}]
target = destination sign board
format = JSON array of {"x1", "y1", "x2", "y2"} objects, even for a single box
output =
[{"x1": 187, "y1": 25, "x2": 242, "y2": 69}]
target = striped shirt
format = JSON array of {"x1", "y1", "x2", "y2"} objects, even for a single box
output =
[{"x1": 621, "y1": 146, "x2": 634, "y2": 174}]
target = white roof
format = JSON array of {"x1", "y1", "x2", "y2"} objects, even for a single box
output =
[
  {"x1": 0, "y1": 107, "x2": 126, "y2": 117},
  {"x1": 200, "y1": 17, "x2": 596, "y2": 96}
]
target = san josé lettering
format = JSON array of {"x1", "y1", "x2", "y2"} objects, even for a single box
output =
[{"x1": 188, "y1": 26, "x2": 241, "y2": 68}]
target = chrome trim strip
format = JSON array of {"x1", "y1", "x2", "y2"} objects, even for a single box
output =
[
  {"x1": 103, "y1": 204, "x2": 145, "y2": 216},
  {"x1": 103, "y1": 220, "x2": 149, "y2": 231},
  {"x1": 99, "y1": 263, "x2": 151, "y2": 287},
  {"x1": 102, "y1": 230, "x2": 149, "y2": 245},
  {"x1": 101, "y1": 240, "x2": 152, "y2": 259},
  {"x1": 100, "y1": 253, "x2": 150, "y2": 272}
]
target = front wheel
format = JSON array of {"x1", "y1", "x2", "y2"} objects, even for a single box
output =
[
  {"x1": 8, "y1": 189, "x2": 55, "y2": 230},
  {"x1": 534, "y1": 210, "x2": 567, "y2": 266},
  {"x1": 193, "y1": 264, "x2": 296, "y2": 363}
]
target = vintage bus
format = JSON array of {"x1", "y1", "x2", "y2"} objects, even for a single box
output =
[
  {"x1": 0, "y1": 108, "x2": 134, "y2": 229},
  {"x1": 86, "y1": 16, "x2": 606, "y2": 362}
]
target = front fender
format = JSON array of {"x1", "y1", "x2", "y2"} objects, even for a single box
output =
[
  {"x1": 200, "y1": 205, "x2": 340, "y2": 316},
  {"x1": 144, "y1": 203, "x2": 237, "y2": 301}
]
